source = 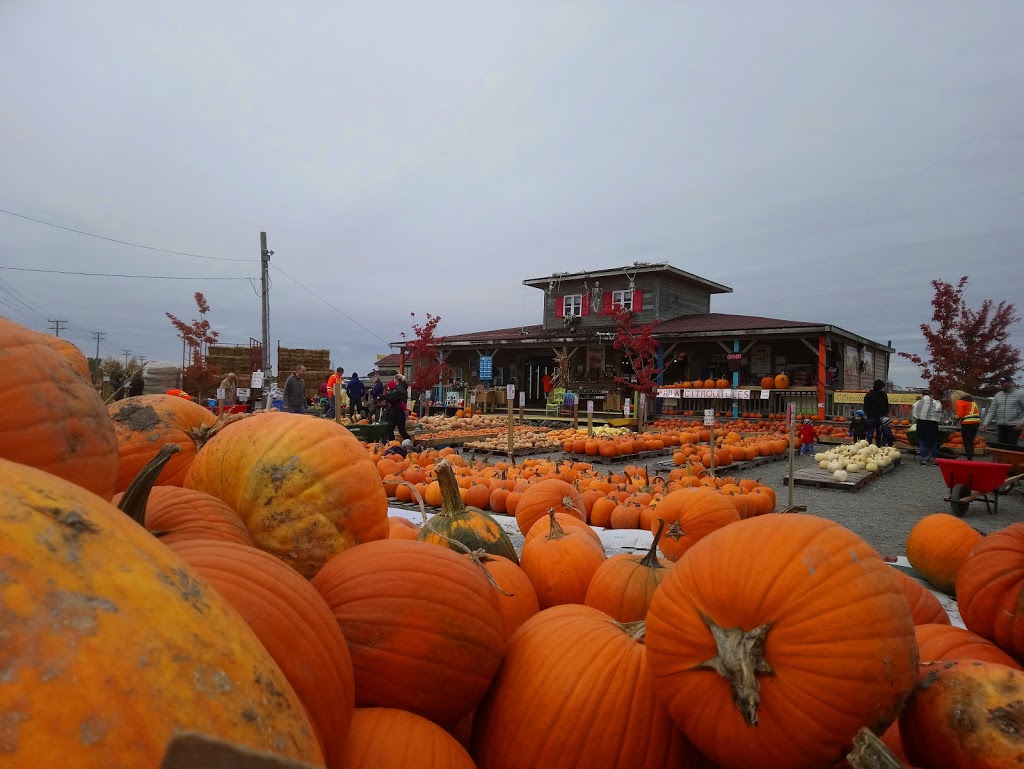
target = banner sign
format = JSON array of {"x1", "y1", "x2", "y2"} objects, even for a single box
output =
[
  {"x1": 833, "y1": 391, "x2": 921, "y2": 405},
  {"x1": 656, "y1": 388, "x2": 752, "y2": 400}
]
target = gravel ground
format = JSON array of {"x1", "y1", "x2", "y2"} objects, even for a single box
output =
[{"x1": 454, "y1": 445, "x2": 1023, "y2": 557}]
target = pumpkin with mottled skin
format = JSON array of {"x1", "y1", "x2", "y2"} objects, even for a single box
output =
[
  {"x1": 168, "y1": 539, "x2": 355, "y2": 768},
  {"x1": 185, "y1": 411, "x2": 389, "y2": 578},
  {"x1": 311, "y1": 539, "x2": 504, "y2": 727},
  {"x1": 38, "y1": 334, "x2": 92, "y2": 379},
  {"x1": 0, "y1": 458, "x2": 322, "y2": 767},
  {"x1": 108, "y1": 394, "x2": 219, "y2": 493},
  {"x1": 112, "y1": 485, "x2": 253, "y2": 546},
  {"x1": 0, "y1": 317, "x2": 118, "y2": 500},
  {"x1": 646, "y1": 514, "x2": 918, "y2": 769},
  {"x1": 343, "y1": 708, "x2": 476, "y2": 769}
]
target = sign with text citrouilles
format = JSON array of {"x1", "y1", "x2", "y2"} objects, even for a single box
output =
[
  {"x1": 657, "y1": 388, "x2": 752, "y2": 400},
  {"x1": 833, "y1": 390, "x2": 922, "y2": 405}
]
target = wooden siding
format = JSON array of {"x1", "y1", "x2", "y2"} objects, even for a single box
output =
[{"x1": 541, "y1": 273, "x2": 710, "y2": 330}]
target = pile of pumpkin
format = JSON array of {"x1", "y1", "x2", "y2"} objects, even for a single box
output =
[
  {"x1": 4, "y1": 314, "x2": 1024, "y2": 768},
  {"x1": 554, "y1": 428, "x2": 673, "y2": 457},
  {"x1": 462, "y1": 426, "x2": 561, "y2": 452},
  {"x1": 941, "y1": 432, "x2": 987, "y2": 451},
  {"x1": 813, "y1": 442, "x2": 902, "y2": 481}
]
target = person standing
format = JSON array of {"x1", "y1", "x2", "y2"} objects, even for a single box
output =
[
  {"x1": 955, "y1": 394, "x2": 982, "y2": 460},
  {"x1": 111, "y1": 372, "x2": 126, "y2": 401},
  {"x1": 324, "y1": 367, "x2": 344, "y2": 419},
  {"x1": 217, "y1": 372, "x2": 237, "y2": 412},
  {"x1": 912, "y1": 394, "x2": 941, "y2": 465},
  {"x1": 283, "y1": 365, "x2": 307, "y2": 414},
  {"x1": 982, "y1": 376, "x2": 1024, "y2": 446},
  {"x1": 346, "y1": 372, "x2": 366, "y2": 419},
  {"x1": 849, "y1": 410, "x2": 868, "y2": 442},
  {"x1": 370, "y1": 372, "x2": 384, "y2": 403},
  {"x1": 862, "y1": 379, "x2": 889, "y2": 445},
  {"x1": 128, "y1": 370, "x2": 145, "y2": 397},
  {"x1": 878, "y1": 416, "x2": 896, "y2": 447},
  {"x1": 384, "y1": 374, "x2": 412, "y2": 442},
  {"x1": 798, "y1": 419, "x2": 818, "y2": 455}
]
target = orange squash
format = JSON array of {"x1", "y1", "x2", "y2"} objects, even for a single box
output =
[
  {"x1": 914, "y1": 623, "x2": 1022, "y2": 668},
  {"x1": 584, "y1": 519, "x2": 671, "y2": 622},
  {"x1": 478, "y1": 553, "x2": 540, "y2": 643},
  {"x1": 650, "y1": 488, "x2": 740, "y2": 562},
  {"x1": 957, "y1": 522, "x2": 1024, "y2": 656},
  {"x1": 344, "y1": 708, "x2": 476, "y2": 768},
  {"x1": 514, "y1": 478, "x2": 585, "y2": 535},
  {"x1": 519, "y1": 509, "x2": 606, "y2": 609},
  {"x1": 905, "y1": 513, "x2": 981, "y2": 594},
  {"x1": 891, "y1": 568, "x2": 950, "y2": 626}
]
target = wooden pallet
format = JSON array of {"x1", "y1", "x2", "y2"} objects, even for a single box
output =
[{"x1": 464, "y1": 445, "x2": 559, "y2": 458}]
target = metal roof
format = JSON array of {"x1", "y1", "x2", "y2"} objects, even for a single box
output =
[{"x1": 521, "y1": 262, "x2": 732, "y2": 294}]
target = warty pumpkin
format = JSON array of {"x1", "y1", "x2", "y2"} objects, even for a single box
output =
[
  {"x1": 311, "y1": 539, "x2": 504, "y2": 727},
  {"x1": 650, "y1": 488, "x2": 741, "y2": 562},
  {"x1": 584, "y1": 519, "x2": 671, "y2": 622},
  {"x1": 956, "y1": 521, "x2": 1024, "y2": 657},
  {"x1": 108, "y1": 394, "x2": 220, "y2": 493},
  {"x1": 646, "y1": 514, "x2": 919, "y2": 769},
  {"x1": 905, "y1": 513, "x2": 982, "y2": 594},
  {"x1": 185, "y1": 411, "x2": 390, "y2": 578},
  {"x1": 519, "y1": 508, "x2": 606, "y2": 609},
  {"x1": 513, "y1": 478, "x2": 585, "y2": 535},
  {"x1": 0, "y1": 458, "x2": 322, "y2": 767},
  {"x1": 167, "y1": 539, "x2": 356, "y2": 768},
  {"x1": 472, "y1": 604, "x2": 712, "y2": 769},
  {"x1": 0, "y1": 316, "x2": 118, "y2": 500},
  {"x1": 418, "y1": 458, "x2": 519, "y2": 563},
  {"x1": 914, "y1": 623, "x2": 1022, "y2": 669},
  {"x1": 343, "y1": 708, "x2": 476, "y2": 769}
]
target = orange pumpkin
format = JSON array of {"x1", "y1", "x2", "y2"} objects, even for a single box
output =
[
  {"x1": 167, "y1": 539, "x2": 356, "y2": 768},
  {"x1": 38, "y1": 334, "x2": 92, "y2": 379},
  {"x1": 957, "y1": 522, "x2": 1024, "y2": 656},
  {"x1": 113, "y1": 484, "x2": 253, "y2": 546},
  {"x1": 389, "y1": 515, "x2": 422, "y2": 540},
  {"x1": 760, "y1": 376, "x2": 775, "y2": 389},
  {"x1": 311, "y1": 539, "x2": 503, "y2": 727},
  {"x1": 478, "y1": 553, "x2": 540, "y2": 643},
  {"x1": 914, "y1": 623, "x2": 1022, "y2": 669},
  {"x1": 514, "y1": 478, "x2": 585, "y2": 535},
  {"x1": 715, "y1": 378, "x2": 729, "y2": 389},
  {"x1": 519, "y1": 509, "x2": 606, "y2": 609},
  {"x1": 343, "y1": 708, "x2": 476, "y2": 768},
  {"x1": 650, "y1": 488, "x2": 741, "y2": 562},
  {"x1": 905, "y1": 513, "x2": 982, "y2": 594},
  {"x1": 0, "y1": 317, "x2": 118, "y2": 500},
  {"x1": 584, "y1": 519, "x2": 671, "y2": 622},
  {"x1": 774, "y1": 372, "x2": 790, "y2": 389},
  {"x1": 472, "y1": 604, "x2": 708, "y2": 769},
  {"x1": 646, "y1": 514, "x2": 918, "y2": 769},
  {"x1": 891, "y1": 569, "x2": 950, "y2": 626},
  {"x1": 185, "y1": 412, "x2": 389, "y2": 578},
  {"x1": 0, "y1": 457, "x2": 322, "y2": 766}
]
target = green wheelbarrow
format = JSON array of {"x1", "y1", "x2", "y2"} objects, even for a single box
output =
[{"x1": 345, "y1": 422, "x2": 389, "y2": 443}]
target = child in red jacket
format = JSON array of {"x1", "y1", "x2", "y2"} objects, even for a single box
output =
[{"x1": 798, "y1": 419, "x2": 818, "y2": 455}]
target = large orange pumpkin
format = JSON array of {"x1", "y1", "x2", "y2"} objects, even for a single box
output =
[
  {"x1": 891, "y1": 568, "x2": 950, "y2": 626},
  {"x1": 167, "y1": 539, "x2": 356, "y2": 768},
  {"x1": 113, "y1": 484, "x2": 253, "y2": 546},
  {"x1": 906, "y1": 513, "x2": 982, "y2": 594},
  {"x1": 0, "y1": 458, "x2": 322, "y2": 767},
  {"x1": 477, "y1": 553, "x2": 540, "y2": 644},
  {"x1": 108, "y1": 394, "x2": 221, "y2": 493},
  {"x1": 646, "y1": 514, "x2": 918, "y2": 769},
  {"x1": 650, "y1": 488, "x2": 741, "y2": 562},
  {"x1": 956, "y1": 522, "x2": 1024, "y2": 657},
  {"x1": 311, "y1": 539, "x2": 503, "y2": 727},
  {"x1": 343, "y1": 708, "x2": 476, "y2": 769},
  {"x1": 0, "y1": 317, "x2": 118, "y2": 500},
  {"x1": 584, "y1": 519, "x2": 671, "y2": 622},
  {"x1": 514, "y1": 478, "x2": 585, "y2": 535},
  {"x1": 38, "y1": 334, "x2": 92, "y2": 379},
  {"x1": 914, "y1": 623, "x2": 1022, "y2": 669},
  {"x1": 519, "y1": 509, "x2": 606, "y2": 609},
  {"x1": 472, "y1": 604, "x2": 710, "y2": 769},
  {"x1": 185, "y1": 412, "x2": 389, "y2": 578}
]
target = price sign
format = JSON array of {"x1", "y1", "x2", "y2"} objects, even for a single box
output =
[
  {"x1": 704, "y1": 408, "x2": 715, "y2": 426},
  {"x1": 479, "y1": 355, "x2": 493, "y2": 381},
  {"x1": 787, "y1": 403, "x2": 796, "y2": 426},
  {"x1": 624, "y1": 398, "x2": 631, "y2": 418},
  {"x1": 519, "y1": 391, "x2": 526, "y2": 407},
  {"x1": 469, "y1": 393, "x2": 476, "y2": 405},
  {"x1": 216, "y1": 388, "x2": 226, "y2": 400},
  {"x1": 250, "y1": 370, "x2": 264, "y2": 388},
  {"x1": 236, "y1": 388, "x2": 251, "y2": 399},
  {"x1": 506, "y1": 384, "x2": 515, "y2": 400},
  {"x1": 761, "y1": 389, "x2": 770, "y2": 400},
  {"x1": 587, "y1": 400, "x2": 594, "y2": 415}
]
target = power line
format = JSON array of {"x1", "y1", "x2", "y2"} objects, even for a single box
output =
[
  {"x1": 269, "y1": 263, "x2": 390, "y2": 345},
  {"x1": 0, "y1": 208, "x2": 251, "y2": 262},
  {"x1": 0, "y1": 266, "x2": 251, "y2": 280}
]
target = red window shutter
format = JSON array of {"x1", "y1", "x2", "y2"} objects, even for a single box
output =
[
  {"x1": 554, "y1": 296, "x2": 564, "y2": 318},
  {"x1": 632, "y1": 289, "x2": 643, "y2": 312},
  {"x1": 603, "y1": 292, "x2": 613, "y2": 312},
  {"x1": 581, "y1": 294, "x2": 590, "y2": 316}
]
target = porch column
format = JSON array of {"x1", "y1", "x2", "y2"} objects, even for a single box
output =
[
  {"x1": 818, "y1": 336, "x2": 826, "y2": 421},
  {"x1": 732, "y1": 339, "x2": 740, "y2": 419},
  {"x1": 398, "y1": 348, "x2": 405, "y2": 377},
  {"x1": 655, "y1": 344, "x2": 664, "y2": 383}
]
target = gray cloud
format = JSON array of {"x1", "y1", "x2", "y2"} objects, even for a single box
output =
[{"x1": 1, "y1": 1, "x2": 1021, "y2": 383}]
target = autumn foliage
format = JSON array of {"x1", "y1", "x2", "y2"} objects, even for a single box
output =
[
  {"x1": 166, "y1": 292, "x2": 221, "y2": 398},
  {"x1": 900, "y1": 276, "x2": 1021, "y2": 396},
  {"x1": 601, "y1": 304, "x2": 663, "y2": 398},
  {"x1": 401, "y1": 313, "x2": 448, "y2": 395}
]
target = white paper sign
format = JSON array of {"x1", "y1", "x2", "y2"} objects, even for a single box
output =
[
  {"x1": 587, "y1": 400, "x2": 594, "y2": 415},
  {"x1": 250, "y1": 370, "x2": 264, "y2": 388},
  {"x1": 680, "y1": 388, "x2": 752, "y2": 400},
  {"x1": 656, "y1": 388, "x2": 682, "y2": 399},
  {"x1": 469, "y1": 393, "x2": 476, "y2": 405},
  {"x1": 506, "y1": 384, "x2": 515, "y2": 399},
  {"x1": 216, "y1": 388, "x2": 226, "y2": 399},
  {"x1": 761, "y1": 389, "x2": 771, "y2": 400},
  {"x1": 703, "y1": 408, "x2": 715, "y2": 426},
  {"x1": 787, "y1": 403, "x2": 796, "y2": 426},
  {"x1": 236, "y1": 388, "x2": 251, "y2": 399},
  {"x1": 519, "y1": 391, "x2": 525, "y2": 407}
]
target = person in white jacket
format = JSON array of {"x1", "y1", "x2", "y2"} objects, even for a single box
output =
[
  {"x1": 912, "y1": 394, "x2": 942, "y2": 465},
  {"x1": 982, "y1": 375, "x2": 1024, "y2": 446}
]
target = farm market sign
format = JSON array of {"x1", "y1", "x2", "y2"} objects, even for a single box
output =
[
  {"x1": 657, "y1": 388, "x2": 753, "y2": 400},
  {"x1": 833, "y1": 391, "x2": 922, "y2": 405}
]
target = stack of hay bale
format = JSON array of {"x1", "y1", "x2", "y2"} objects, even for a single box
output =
[
  {"x1": 142, "y1": 361, "x2": 182, "y2": 394},
  {"x1": 278, "y1": 346, "x2": 332, "y2": 401}
]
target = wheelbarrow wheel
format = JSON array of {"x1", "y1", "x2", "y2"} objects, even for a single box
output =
[{"x1": 949, "y1": 484, "x2": 972, "y2": 517}]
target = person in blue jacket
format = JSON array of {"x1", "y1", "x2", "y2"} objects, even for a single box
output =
[{"x1": 345, "y1": 372, "x2": 367, "y2": 419}]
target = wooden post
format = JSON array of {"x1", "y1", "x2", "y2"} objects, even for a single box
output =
[
  {"x1": 705, "y1": 409, "x2": 716, "y2": 477},
  {"x1": 573, "y1": 399, "x2": 579, "y2": 430},
  {"x1": 587, "y1": 400, "x2": 594, "y2": 438},
  {"x1": 518, "y1": 391, "x2": 524, "y2": 426},
  {"x1": 507, "y1": 393, "x2": 515, "y2": 457},
  {"x1": 787, "y1": 403, "x2": 796, "y2": 507},
  {"x1": 334, "y1": 379, "x2": 343, "y2": 425},
  {"x1": 817, "y1": 335, "x2": 827, "y2": 422}
]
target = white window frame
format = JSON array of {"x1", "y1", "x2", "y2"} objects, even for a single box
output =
[
  {"x1": 563, "y1": 294, "x2": 582, "y2": 317},
  {"x1": 612, "y1": 289, "x2": 634, "y2": 310}
]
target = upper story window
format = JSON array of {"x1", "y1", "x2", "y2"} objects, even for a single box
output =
[
  {"x1": 612, "y1": 289, "x2": 634, "y2": 310},
  {"x1": 563, "y1": 294, "x2": 583, "y2": 317}
]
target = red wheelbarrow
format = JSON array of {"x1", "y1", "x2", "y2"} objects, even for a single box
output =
[{"x1": 936, "y1": 457, "x2": 1023, "y2": 516}]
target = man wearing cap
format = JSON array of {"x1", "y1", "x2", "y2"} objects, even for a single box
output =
[{"x1": 982, "y1": 376, "x2": 1024, "y2": 446}]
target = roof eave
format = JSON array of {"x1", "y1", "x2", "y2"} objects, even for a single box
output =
[{"x1": 521, "y1": 264, "x2": 732, "y2": 294}]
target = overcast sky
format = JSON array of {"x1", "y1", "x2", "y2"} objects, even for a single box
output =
[{"x1": 2, "y1": 2, "x2": 1022, "y2": 386}]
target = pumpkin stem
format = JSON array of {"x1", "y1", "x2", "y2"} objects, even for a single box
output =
[
  {"x1": 694, "y1": 613, "x2": 775, "y2": 727},
  {"x1": 845, "y1": 727, "x2": 904, "y2": 769},
  {"x1": 545, "y1": 508, "x2": 567, "y2": 541},
  {"x1": 393, "y1": 479, "x2": 430, "y2": 527},
  {"x1": 429, "y1": 535, "x2": 514, "y2": 597},
  {"x1": 617, "y1": 620, "x2": 646, "y2": 644},
  {"x1": 434, "y1": 458, "x2": 468, "y2": 518},
  {"x1": 117, "y1": 444, "x2": 182, "y2": 526},
  {"x1": 639, "y1": 518, "x2": 667, "y2": 569}
]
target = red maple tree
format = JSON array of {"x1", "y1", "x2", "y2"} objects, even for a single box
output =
[
  {"x1": 400, "y1": 313, "x2": 448, "y2": 395},
  {"x1": 166, "y1": 292, "x2": 221, "y2": 399},
  {"x1": 899, "y1": 276, "x2": 1021, "y2": 396},
  {"x1": 602, "y1": 304, "x2": 663, "y2": 400}
]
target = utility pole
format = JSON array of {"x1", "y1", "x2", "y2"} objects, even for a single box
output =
[
  {"x1": 122, "y1": 349, "x2": 132, "y2": 368},
  {"x1": 48, "y1": 319, "x2": 68, "y2": 337},
  {"x1": 91, "y1": 331, "x2": 106, "y2": 361},
  {"x1": 260, "y1": 232, "x2": 273, "y2": 410}
]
